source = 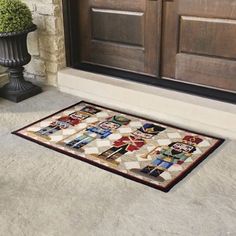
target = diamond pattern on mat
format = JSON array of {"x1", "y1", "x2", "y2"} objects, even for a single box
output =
[
  {"x1": 108, "y1": 133, "x2": 123, "y2": 141},
  {"x1": 125, "y1": 161, "x2": 141, "y2": 170},
  {"x1": 193, "y1": 147, "x2": 202, "y2": 155},
  {"x1": 50, "y1": 135, "x2": 64, "y2": 142},
  {"x1": 27, "y1": 127, "x2": 40, "y2": 132},
  {"x1": 167, "y1": 132, "x2": 182, "y2": 139},
  {"x1": 198, "y1": 140, "x2": 211, "y2": 147},
  {"x1": 147, "y1": 145, "x2": 157, "y2": 152},
  {"x1": 118, "y1": 127, "x2": 133, "y2": 134},
  {"x1": 160, "y1": 171, "x2": 172, "y2": 180},
  {"x1": 86, "y1": 117, "x2": 100, "y2": 124},
  {"x1": 96, "y1": 112, "x2": 110, "y2": 118},
  {"x1": 96, "y1": 140, "x2": 111, "y2": 147},
  {"x1": 85, "y1": 147, "x2": 99, "y2": 155},
  {"x1": 184, "y1": 157, "x2": 193, "y2": 163},
  {"x1": 129, "y1": 121, "x2": 143, "y2": 128},
  {"x1": 62, "y1": 128, "x2": 77, "y2": 136},
  {"x1": 168, "y1": 164, "x2": 183, "y2": 172},
  {"x1": 157, "y1": 139, "x2": 172, "y2": 146},
  {"x1": 51, "y1": 115, "x2": 63, "y2": 120},
  {"x1": 40, "y1": 121, "x2": 51, "y2": 127},
  {"x1": 61, "y1": 111, "x2": 73, "y2": 116}
]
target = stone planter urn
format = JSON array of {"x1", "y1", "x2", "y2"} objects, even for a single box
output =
[{"x1": 0, "y1": 24, "x2": 42, "y2": 102}]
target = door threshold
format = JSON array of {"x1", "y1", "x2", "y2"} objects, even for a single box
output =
[{"x1": 58, "y1": 67, "x2": 236, "y2": 140}]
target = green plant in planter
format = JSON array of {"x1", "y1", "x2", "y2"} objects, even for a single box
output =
[{"x1": 0, "y1": 0, "x2": 33, "y2": 33}]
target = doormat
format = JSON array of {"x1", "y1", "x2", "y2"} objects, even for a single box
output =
[{"x1": 13, "y1": 101, "x2": 224, "y2": 192}]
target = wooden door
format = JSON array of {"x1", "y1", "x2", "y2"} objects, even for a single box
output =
[
  {"x1": 78, "y1": 0, "x2": 162, "y2": 77},
  {"x1": 161, "y1": 0, "x2": 236, "y2": 92}
]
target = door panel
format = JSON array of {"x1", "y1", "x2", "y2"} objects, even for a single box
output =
[
  {"x1": 161, "y1": 0, "x2": 236, "y2": 92},
  {"x1": 179, "y1": 16, "x2": 236, "y2": 59},
  {"x1": 78, "y1": 0, "x2": 162, "y2": 76},
  {"x1": 176, "y1": 54, "x2": 236, "y2": 89},
  {"x1": 178, "y1": 0, "x2": 236, "y2": 18},
  {"x1": 91, "y1": 8, "x2": 144, "y2": 46},
  {"x1": 90, "y1": 41, "x2": 144, "y2": 71}
]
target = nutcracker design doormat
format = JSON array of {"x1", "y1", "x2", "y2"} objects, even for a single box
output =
[{"x1": 13, "y1": 101, "x2": 224, "y2": 192}]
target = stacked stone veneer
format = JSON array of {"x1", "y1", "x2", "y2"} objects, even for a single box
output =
[
  {"x1": 0, "y1": 66, "x2": 7, "y2": 86},
  {"x1": 21, "y1": 0, "x2": 66, "y2": 86}
]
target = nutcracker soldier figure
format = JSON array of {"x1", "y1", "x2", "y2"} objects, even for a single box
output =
[
  {"x1": 34, "y1": 106, "x2": 101, "y2": 140},
  {"x1": 97, "y1": 123, "x2": 166, "y2": 165},
  {"x1": 133, "y1": 135, "x2": 203, "y2": 180},
  {"x1": 65, "y1": 115, "x2": 131, "y2": 149}
]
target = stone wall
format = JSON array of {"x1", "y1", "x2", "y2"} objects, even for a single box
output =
[
  {"x1": 22, "y1": 0, "x2": 66, "y2": 86},
  {"x1": 0, "y1": 66, "x2": 7, "y2": 87}
]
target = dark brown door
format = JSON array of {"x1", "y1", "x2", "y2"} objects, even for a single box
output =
[
  {"x1": 78, "y1": 0, "x2": 162, "y2": 77},
  {"x1": 161, "y1": 0, "x2": 236, "y2": 92}
]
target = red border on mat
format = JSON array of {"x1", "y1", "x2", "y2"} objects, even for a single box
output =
[{"x1": 12, "y1": 100, "x2": 225, "y2": 192}]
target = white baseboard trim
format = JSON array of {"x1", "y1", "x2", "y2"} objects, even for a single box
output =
[{"x1": 58, "y1": 68, "x2": 236, "y2": 140}]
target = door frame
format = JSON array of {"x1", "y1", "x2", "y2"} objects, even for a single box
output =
[{"x1": 62, "y1": 0, "x2": 236, "y2": 104}]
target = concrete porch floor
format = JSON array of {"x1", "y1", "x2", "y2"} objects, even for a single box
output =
[{"x1": 0, "y1": 87, "x2": 236, "y2": 236}]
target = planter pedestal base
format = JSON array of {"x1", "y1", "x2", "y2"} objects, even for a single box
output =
[
  {"x1": 0, "y1": 83, "x2": 42, "y2": 103},
  {"x1": 0, "y1": 67, "x2": 42, "y2": 103}
]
